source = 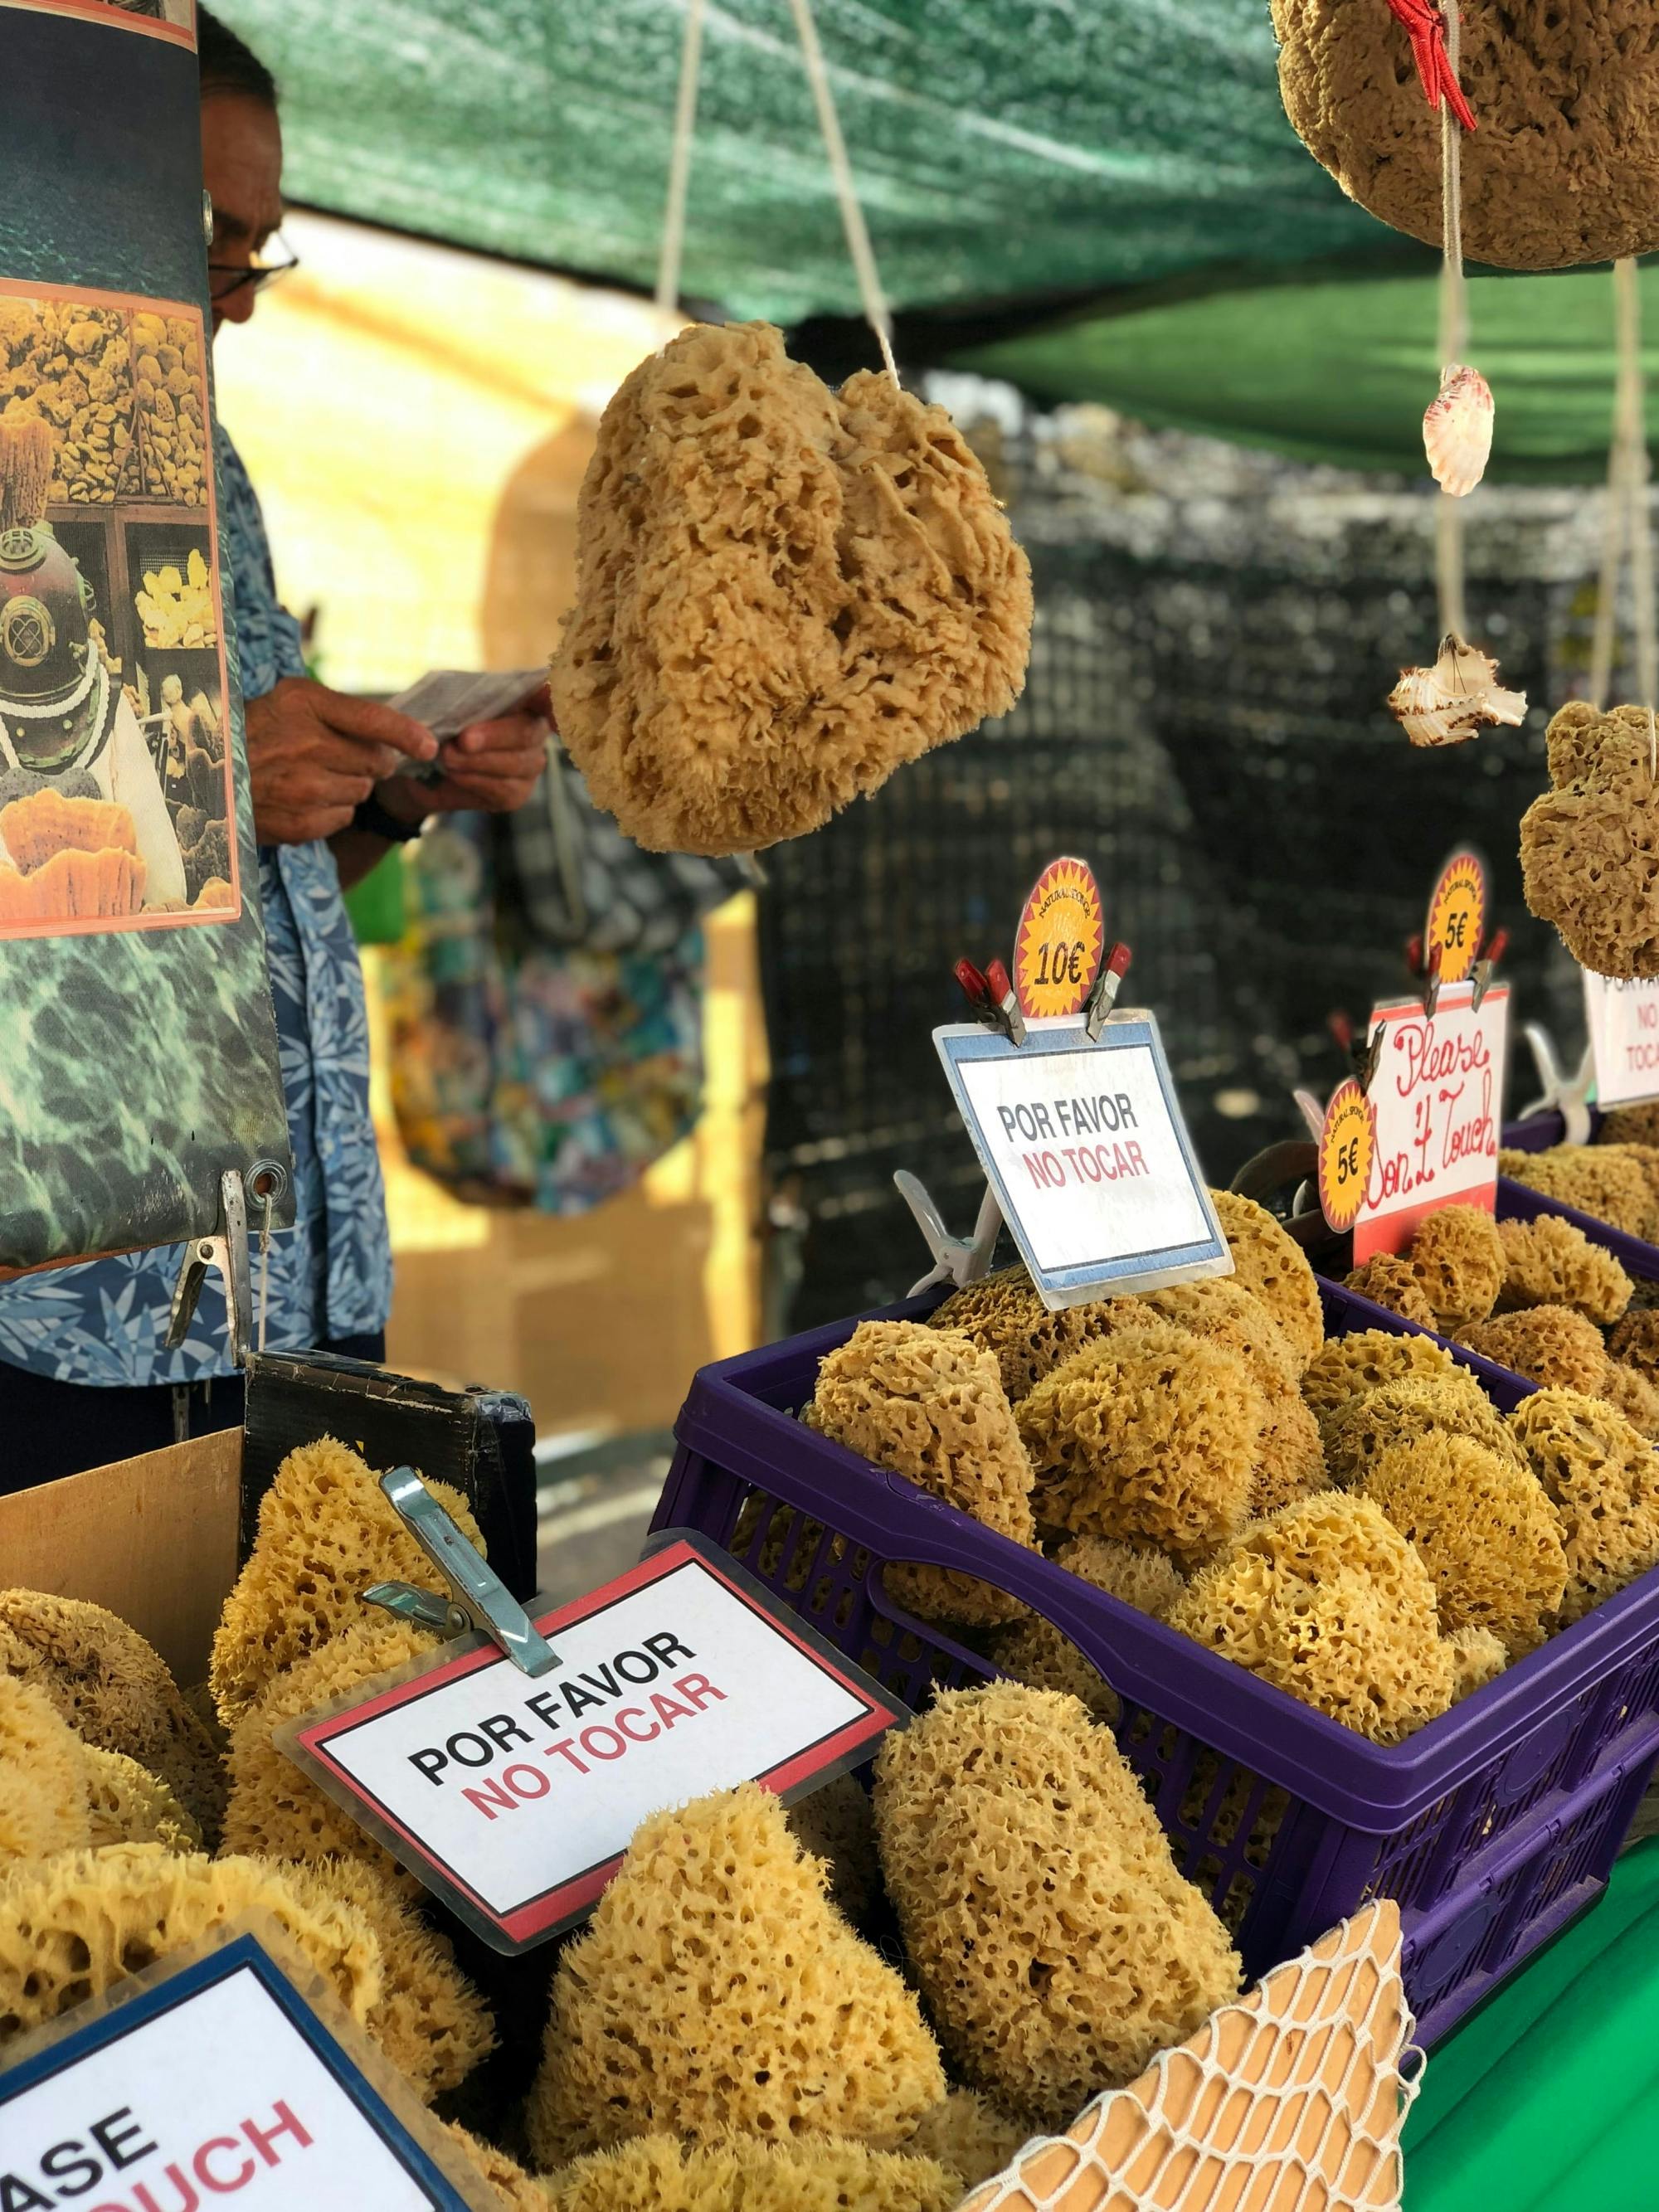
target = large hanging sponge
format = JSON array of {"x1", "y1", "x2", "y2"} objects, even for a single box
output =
[
  {"x1": 0, "y1": 1589, "x2": 224, "y2": 1840},
  {"x1": 872, "y1": 1682, "x2": 1241, "y2": 2132},
  {"x1": 1501, "y1": 1138, "x2": 1659, "y2": 1240},
  {"x1": 1209, "y1": 1189, "x2": 1323, "y2": 1369},
  {"x1": 210, "y1": 1437, "x2": 484, "y2": 1728},
  {"x1": 1143, "y1": 1279, "x2": 1326, "y2": 1517},
  {"x1": 1167, "y1": 1494, "x2": 1456, "y2": 1744},
  {"x1": 1345, "y1": 1254, "x2": 1437, "y2": 1330},
  {"x1": 1521, "y1": 703, "x2": 1659, "y2": 978},
  {"x1": 80, "y1": 1745, "x2": 201, "y2": 1850},
  {"x1": 0, "y1": 1675, "x2": 94, "y2": 1860},
  {"x1": 1272, "y1": 2, "x2": 1659, "y2": 270},
  {"x1": 809, "y1": 1320, "x2": 1036, "y2": 1626},
  {"x1": 222, "y1": 1614, "x2": 438, "y2": 1889},
  {"x1": 1018, "y1": 1321, "x2": 1265, "y2": 1558},
  {"x1": 538, "y1": 2135, "x2": 962, "y2": 2212},
  {"x1": 1457, "y1": 1306, "x2": 1612, "y2": 1398},
  {"x1": 1300, "y1": 1328, "x2": 1457, "y2": 1437},
  {"x1": 1496, "y1": 1214, "x2": 1632, "y2": 1325},
  {"x1": 992, "y1": 1534, "x2": 1185, "y2": 1723},
  {"x1": 549, "y1": 320, "x2": 1033, "y2": 856},
  {"x1": 929, "y1": 1264, "x2": 1110, "y2": 1403},
  {"x1": 525, "y1": 1782, "x2": 946, "y2": 2167},
  {"x1": 1323, "y1": 1372, "x2": 1525, "y2": 1490},
  {"x1": 1407, "y1": 1207, "x2": 1505, "y2": 1331},
  {"x1": 1510, "y1": 1388, "x2": 1659, "y2": 1624},
  {"x1": 1359, "y1": 1435, "x2": 1568, "y2": 1660}
]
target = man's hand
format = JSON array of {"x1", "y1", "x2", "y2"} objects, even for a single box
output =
[
  {"x1": 374, "y1": 686, "x2": 552, "y2": 831},
  {"x1": 246, "y1": 676, "x2": 438, "y2": 846}
]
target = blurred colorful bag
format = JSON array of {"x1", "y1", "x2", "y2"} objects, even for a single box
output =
[{"x1": 381, "y1": 814, "x2": 707, "y2": 1213}]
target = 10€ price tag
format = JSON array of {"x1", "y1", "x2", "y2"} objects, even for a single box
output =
[
  {"x1": 1014, "y1": 857, "x2": 1105, "y2": 1018},
  {"x1": 1351, "y1": 980, "x2": 1510, "y2": 1262},
  {"x1": 934, "y1": 1012, "x2": 1230, "y2": 1308},
  {"x1": 1584, "y1": 972, "x2": 1659, "y2": 1110}
]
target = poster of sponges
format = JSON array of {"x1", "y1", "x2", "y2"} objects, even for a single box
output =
[
  {"x1": 0, "y1": 2, "x2": 289, "y2": 1270},
  {"x1": 0, "y1": 0, "x2": 193, "y2": 45}
]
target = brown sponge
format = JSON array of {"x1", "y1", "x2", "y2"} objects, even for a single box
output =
[
  {"x1": 1167, "y1": 1495, "x2": 1456, "y2": 1744},
  {"x1": 1359, "y1": 1435, "x2": 1568, "y2": 1659},
  {"x1": 1345, "y1": 1254, "x2": 1437, "y2": 1330},
  {"x1": 1271, "y1": 2, "x2": 1659, "y2": 270},
  {"x1": 0, "y1": 1675, "x2": 93, "y2": 1860},
  {"x1": 1457, "y1": 1306, "x2": 1612, "y2": 1397},
  {"x1": 538, "y1": 2135, "x2": 961, "y2": 2212},
  {"x1": 872, "y1": 1683, "x2": 1241, "y2": 2131},
  {"x1": 929, "y1": 1264, "x2": 1108, "y2": 1402},
  {"x1": 549, "y1": 321, "x2": 1033, "y2": 856},
  {"x1": 1300, "y1": 1328, "x2": 1457, "y2": 1437},
  {"x1": 1603, "y1": 1360, "x2": 1659, "y2": 1443},
  {"x1": 809, "y1": 1319, "x2": 1036, "y2": 1625},
  {"x1": 1018, "y1": 1321, "x2": 1265, "y2": 1557},
  {"x1": 0, "y1": 1589, "x2": 224, "y2": 1840},
  {"x1": 1496, "y1": 1214, "x2": 1632, "y2": 1325},
  {"x1": 445, "y1": 2127, "x2": 556, "y2": 2211},
  {"x1": 992, "y1": 1534, "x2": 1185, "y2": 1723},
  {"x1": 786, "y1": 1771, "x2": 883, "y2": 1931},
  {"x1": 1407, "y1": 1206, "x2": 1506, "y2": 1330},
  {"x1": 903, "y1": 2090, "x2": 1029, "y2": 2193},
  {"x1": 1501, "y1": 1139, "x2": 1659, "y2": 1240},
  {"x1": 1146, "y1": 1279, "x2": 1326, "y2": 1517},
  {"x1": 1448, "y1": 1626, "x2": 1510, "y2": 1703},
  {"x1": 1610, "y1": 1309, "x2": 1659, "y2": 1383},
  {"x1": 80, "y1": 1745, "x2": 201, "y2": 1851},
  {"x1": 1510, "y1": 1388, "x2": 1659, "y2": 1624},
  {"x1": 525, "y1": 1782, "x2": 946, "y2": 2166},
  {"x1": 1323, "y1": 1373, "x2": 1524, "y2": 1490},
  {"x1": 210, "y1": 1438, "x2": 484, "y2": 1728},
  {"x1": 1209, "y1": 1189, "x2": 1324, "y2": 1370},
  {"x1": 1601, "y1": 1104, "x2": 1659, "y2": 1150},
  {"x1": 1522, "y1": 703, "x2": 1659, "y2": 978}
]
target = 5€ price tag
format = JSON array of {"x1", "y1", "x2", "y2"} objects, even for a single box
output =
[
  {"x1": 1317, "y1": 1080, "x2": 1376, "y2": 1233},
  {"x1": 280, "y1": 1535, "x2": 905, "y2": 1954},
  {"x1": 933, "y1": 1011, "x2": 1230, "y2": 1309},
  {"x1": 1014, "y1": 858, "x2": 1105, "y2": 1018},
  {"x1": 1584, "y1": 972, "x2": 1659, "y2": 1110},
  {"x1": 1352, "y1": 979, "x2": 1510, "y2": 1262},
  {"x1": 1425, "y1": 849, "x2": 1486, "y2": 986}
]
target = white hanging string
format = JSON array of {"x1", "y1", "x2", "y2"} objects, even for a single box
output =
[
  {"x1": 655, "y1": 0, "x2": 707, "y2": 319},
  {"x1": 785, "y1": 0, "x2": 900, "y2": 386},
  {"x1": 1434, "y1": 0, "x2": 1467, "y2": 639},
  {"x1": 1614, "y1": 256, "x2": 1658, "y2": 775}
]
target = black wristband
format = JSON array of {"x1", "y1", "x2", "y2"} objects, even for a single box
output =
[{"x1": 352, "y1": 791, "x2": 426, "y2": 845}]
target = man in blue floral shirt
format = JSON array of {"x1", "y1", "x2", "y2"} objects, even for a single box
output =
[{"x1": 0, "y1": 13, "x2": 547, "y2": 1480}]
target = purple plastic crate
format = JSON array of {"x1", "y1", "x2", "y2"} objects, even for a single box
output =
[
  {"x1": 655, "y1": 1280, "x2": 1659, "y2": 2044},
  {"x1": 1501, "y1": 1109, "x2": 1659, "y2": 1282}
]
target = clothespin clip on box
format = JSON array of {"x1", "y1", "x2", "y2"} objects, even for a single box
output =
[{"x1": 365, "y1": 1468, "x2": 560, "y2": 1677}]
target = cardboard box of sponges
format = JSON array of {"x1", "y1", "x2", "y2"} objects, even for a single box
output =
[{"x1": 0, "y1": 1349, "x2": 539, "y2": 1689}]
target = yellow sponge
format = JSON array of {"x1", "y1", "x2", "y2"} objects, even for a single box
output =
[
  {"x1": 1209, "y1": 1189, "x2": 1324, "y2": 1369},
  {"x1": 1510, "y1": 1388, "x2": 1659, "y2": 1623},
  {"x1": 903, "y1": 2089, "x2": 1029, "y2": 2192},
  {"x1": 445, "y1": 2127, "x2": 556, "y2": 2210},
  {"x1": 929, "y1": 1264, "x2": 1109, "y2": 1402},
  {"x1": 1345, "y1": 1254, "x2": 1438, "y2": 1330},
  {"x1": 786, "y1": 1772, "x2": 882, "y2": 1930},
  {"x1": 80, "y1": 1744, "x2": 201, "y2": 1850},
  {"x1": 0, "y1": 1675, "x2": 93, "y2": 1860},
  {"x1": 993, "y1": 1534, "x2": 1184, "y2": 1723},
  {"x1": 1300, "y1": 1329, "x2": 1457, "y2": 1437},
  {"x1": 1360, "y1": 1435, "x2": 1568, "y2": 1658},
  {"x1": 1501, "y1": 1145, "x2": 1659, "y2": 1242},
  {"x1": 872, "y1": 1683, "x2": 1241, "y2": 2131},
  {"x1": 1323, "y1": 1373, "x2": 1525, "y2": 1490},
  {"x1": 1138, "y1": 1279, "x2": 1325, "y2": 1517},
  {"x1": 1018, "y1": 1321, "x2": 1265, "y2": 1557},
  {"x1": 1603, "y1": 1360, "x2": 1659, "y2": 1441},
  {"x1": 810, "y1": 1320, "x2": 1036, "y2": 1626},
  {"x1": 1408, "y1": 1206, "x2": 1506, "y2": 1330},
  {"x1": 525, "y1": 1782, "x2": 946, "y2": 2166},
  {"x1": 210, "y1": 1438, "x2": 484, "y2": 1728},
  {"x1": 1457, "y1": 1305, "x2": 1611, "y2": 1396},
  {"x1": 1448, "y1": 1626, "x2": 1509, "y2": 1703},
  {"x1": 1609, "y1": 1308, "x2": 1659, "y2": 1383},
  {"x1": 1497, "y1": 1214, "x2": 1632, "y2": 1325},
  {"x1": 539, "y1": 2134, "x2": 961, "y2": 2211}
]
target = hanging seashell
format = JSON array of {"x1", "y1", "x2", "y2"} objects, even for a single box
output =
[
  {"x1": 1387, "y1": 632, "x2": 1527, "y2": 747},
  {"x1": 1423, "y1": 364, "x2": 1494, "y2": 497}
]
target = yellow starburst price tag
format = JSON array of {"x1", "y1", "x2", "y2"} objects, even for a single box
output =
[
  {"x1": 1426, "y1": 850, "x2": 1486, "y2": 986},
  {"x1": 1014, "y1": 857, "x2": 1105, "y2": 1019},
  {"x1": 1318, "y1": 1078, "x2": 1375, "y2": 1234}
]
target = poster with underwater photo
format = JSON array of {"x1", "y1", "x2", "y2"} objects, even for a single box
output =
[
  {"x1": 0, "y1": 0, "x2": 194, "y2": 47},
  {"x1": 0, "y1": 2, "x2": 290, "y2": 1272}
]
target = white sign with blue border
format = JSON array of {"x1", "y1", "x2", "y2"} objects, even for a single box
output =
[
  {"x1": 0, "y1": 1931, "x2": 485, "y2": 2212},
  {"x1": 935, "y1": 1011, "x2": 1231, "y2": 1308}
]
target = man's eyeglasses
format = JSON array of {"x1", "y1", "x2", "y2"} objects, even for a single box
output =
[{"x1": 207, "y1": 231, "x2": 300, "y2": 301}]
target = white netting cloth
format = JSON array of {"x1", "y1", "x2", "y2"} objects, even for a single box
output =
[{"x1": 957, "y1": 1903, "x2": 1419, "y2": 2212}]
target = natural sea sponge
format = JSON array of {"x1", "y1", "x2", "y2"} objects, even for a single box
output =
[
  {"x1": 1448, "y1": 1626, "x2": 1510, "y2": 1703},
  {"x1": 80, "y1": 1745, "x2": 200, "y2": 1850},
  {"x1": 1300, "y1": 1328, "x2": 1457, "y2": 1436},
  {"x1": 445, "y1": 2127, "x2": 556, "y2": 2211},
  {"x1": 1521, "y1": 702, "x2": 1659, "y2": 979},
  {"x1": 1510, "y1": 1388, "x2": 1659, "y2": 1624},
  {"x1": 1407, "y1": 1206, "x2": 1505, "y2": 1330},
  {"x1": 929, "y1": 1264, "x2": 1105, "y2": 1402},
  {"x1": 222, "y1": 1615, "x2": 437, "y2": 1889},
  {"x1": 1167, "y1": 1495, "x2": 1455, "y2": 1744},
  {"x1": 1323, "y1": 1373, "x2": 1524, "y2": 1490},
  {"x1": 872, "y1": 1683, "x2": 1241, "y2": 2131},
  {"x1": 0, "y1": 1675, "x2": 92, "y2": 1860},
  {"x1": 1272, "y1": 2, "x2": 1659, "y2": 270},
  {"x1": 993, "y1": 1534, "x2": 1184, "y2": 1723},
  {"x1": 1151, "y1": 1279, "x2": 1327, "y2": 1517},
  {"x1": 0, "y1": 1845, "x2": 384, "y2": 2052},
  {"x1": 1345, "y1": 1253, "x2": 1437, "y2": 1330},
  {"x1": 538, "y1": 2136, "x2": 961, "y2": 2212},
  {"x1": 1209, "y1": 1188, "x2": 1324, "y2": 1369},
  {"x1": 1359, "y1": 1436, "x2": 1568, "y2": 1659},
  {"x1": 1603, "y1": 1360, "x2": 1659, "y2": 1444},
  {"x1": 1496, "y1": 1213, "x2": 1632, "y2": 1325},
  {"x1": 1018, "y1": 1322, "x2": 1265, "y2": 1557},
  {"x1": 809, "y1": 1320, "x2": 1036, "y2": 1626},
  {"x1": 786, "y1": 1772, "x2": 882, "y2": 1930},
  {"x1": 1501, "y1": 1140, "x2": 1659, "y2": 1241},
  {"x1": 1610, "y1": 1308, "x2": 1659, "y2": 1384},
  {"x1": 1601, "y1": 1104, "x2": 1659, "y2": 1150},
  {"x1": 525, "y1": 1782, "x2": 945, "y2": 2166},
  {"x1": 550, "y1": 320, "x2": 1033, "y2": 856},
  {"x1": 210, "y1": 1437, "x2": 484, "y2": 1728},
  {"x1": 904, "y1": 2090, "x2": 1029, "y2": 2193},
  {"x1": 1457, "y1": 1306, "x2": 1611, "y2": 1398},
  {"x1": 0, "y1": 1590, "x2": 224, "y2": 1839}
]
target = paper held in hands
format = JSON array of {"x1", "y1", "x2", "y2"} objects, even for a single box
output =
[{"x1": 385, "y1": 670, "x2": 547, "y2": 771}]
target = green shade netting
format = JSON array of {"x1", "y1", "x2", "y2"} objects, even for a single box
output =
[{"x1": 217, "y1": 0, "x2": 1400, "y2": 322}]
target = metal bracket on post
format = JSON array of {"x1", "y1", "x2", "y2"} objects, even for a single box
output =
[
  {"x1": 1519, "y1": 1025, "x2": 1596, "y2": 1147},
  {"x1": 166, "y1": 1168, "x2": 254, "y2": 1367},
  {"x1": 896, "y1": 1171, "x2": 1002, "y2": 1297},
  {"x1": 364, "y1": 1467, "x2": 560, "y2": 1677}
]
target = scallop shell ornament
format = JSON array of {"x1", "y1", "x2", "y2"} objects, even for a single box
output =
[
  {"x1": 1424, "y1": 365, "x2": 1494, "y2": 496},
  {"x1": 1387, "y1": 634, "x2": 1527, "y2": 747}
]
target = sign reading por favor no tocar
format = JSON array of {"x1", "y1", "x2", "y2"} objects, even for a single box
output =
[
  {"x1": 934, "y1": 1012, "x2": 1231, "y2": 1309},
  {"x1": 0, "y1": 1931, "x2": 488, "y2": 2212},
  {"x1": 1584, "y1": 972, "x2": 1659, "y2": 1111},
  {"x1": 280, "y1": 1534, "x2": 906, "y2": 1953}
]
